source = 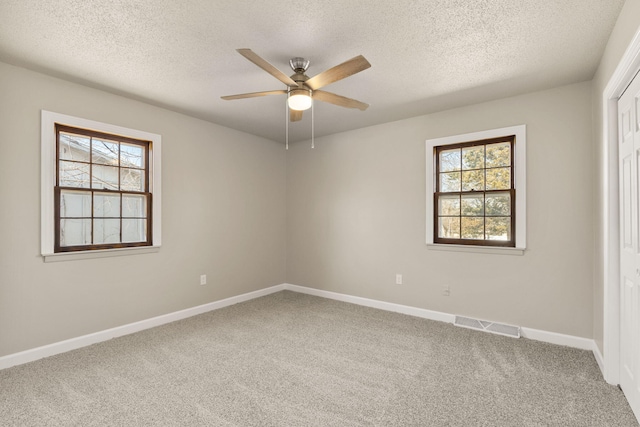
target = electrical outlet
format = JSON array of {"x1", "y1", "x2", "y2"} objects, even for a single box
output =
[
  {"x1": 442, "y1": 285, "x2": 450, "y2": 296},
  {"x1": 395, "y1": 274, "x2": 403, "y2": 285},
  {"x1": 200, "y1": 274, "x2": 207, "y2": 285}
]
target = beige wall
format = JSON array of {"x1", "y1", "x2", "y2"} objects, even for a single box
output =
[
  {"x1": 0, "y1": 62, "x2": 287, "y2": 357},
  {"x1": 287, "y1": 81, "x2": 594, "y2": 338},
  {"x1": 592, "y1": 0, "x2": 640, "y2": 356}
]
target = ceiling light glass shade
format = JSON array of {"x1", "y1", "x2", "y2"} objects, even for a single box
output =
[{"x1": 288, "y1": 89, "x2": 312, "y2": 111}]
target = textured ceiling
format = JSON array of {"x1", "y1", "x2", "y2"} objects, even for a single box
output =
[{"x1": 0, "y1": 0, "x2": 626, "y2": 142}]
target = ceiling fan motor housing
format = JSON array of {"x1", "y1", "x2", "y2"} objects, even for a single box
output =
[{"x1": 289, "y1": 57, "x2": 310, "y2": 73}]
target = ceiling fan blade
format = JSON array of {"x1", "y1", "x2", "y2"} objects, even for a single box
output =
[
  {"x1": 290, "y1": 109, "x2": 303, "y2": 122},
  {"x1": 313, "y1": 90, "x2": 369, "y2": 111},
  {"x1": 237, "y1": 49, "x2": 299, "y2": 87},
  {"x1": 305, "y1": 55, "x2": 371, "y2": 91},
  {"x1": 221, "y1": 89, "x2": 287, "y2": 100}
]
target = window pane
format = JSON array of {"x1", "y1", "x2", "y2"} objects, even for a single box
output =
[
  {"x1": 486, "y1": 142, "x2": 511, "y2": 168},
  {"x1": 123, "y1": 219, "x2": 147, "y2": 243},
  {"x1": 461, "y1": 217, "x2": 484, "y2": 239},
  {"x1": 439, "y1": 172, "x2": 460, "y2": 192},
  {"x1": 462, "y1": 145, "x2": 484, "y2": 170},
  {"x1": 438, "y1": 217, "x2": 460, "y2": 239},
  {"x1": 122, "y1": 194, "x2": 147, "y2": 218},
  {"x1": 461, "y1": 194, "x2": 484, "y2": 216},
  {"x1": 94, "y1": 193, "x2": 120, "y2": 217},
  {"x1": 121, "y1": 143, "x2": 144, "y2": 168},
  {"x1": 461, "y1": 170, "x2": 484, "y2": 192},
  {"x1": 92, "y1": 138, "x2": 119, "y2": 166},
  {"x1": 59, "y1": 133, "x2": 90, "y2": 162},
  {"x1": 60, "y1": 218, "x2": 92, "y2": 246},
  {"x1": 486, "y1": 167, "x2": 511, "y2": 190},
  {"x1": 485, "y1": 192, "x2": 511, "y2": 216},
  {"x1": 486, "y1": 217, "x2": 511, "y2": 241},
  {"x1": 60, "y1": 190, "x2": 91, "y2": 217},
  {"x1": 438, "y1": 195, "x2": 460, "y2": 215},
  {"x1": 439, "y1": 148, "x2": 460, "y2": 172},
  {"x1": 92, "y1": 165, "x2": 119, "y2": 190},
  {"x1": 59, "y1": 161, "x2": 90, "y2": 188},
  {"x1": 94, "y1": 219, "x2": 120, "y2": 244},
  {"x1": 121, "y1": 168, "x2": 145, "y2": 192}
]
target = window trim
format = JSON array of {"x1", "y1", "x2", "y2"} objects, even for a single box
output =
[
  {"x1": 41, "y1": 110, "x2": 162, "y2": 261},
  {"x1": 426, "y1": 125, "x2": 526, "y2": 254}
]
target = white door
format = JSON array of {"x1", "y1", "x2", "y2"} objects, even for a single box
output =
[{"x1": 619, "y1": 70, "x2": 640, "y2": 420}]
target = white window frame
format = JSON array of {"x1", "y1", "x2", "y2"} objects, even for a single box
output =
[
  {"x1": 41, "y1": 110, "x2": 162, "y2": 262},
  {"x1": 426, "y1": 125, "x2": 526, "y2": 255}
]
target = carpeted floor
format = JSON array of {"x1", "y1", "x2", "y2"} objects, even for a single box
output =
[{"x1": 0, "y1": 290, "x2": 637, "y2": 426}]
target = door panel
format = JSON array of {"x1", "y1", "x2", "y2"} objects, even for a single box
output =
[
  {"x1": 622, "y1": 277, "x2": 635, "y2": 380},
  {"x1": 619, "y1": 71, "x2": 640, "y2": 421},
  {"x1": 624, "y1": 156, "x2": 633, "y2": 249}
]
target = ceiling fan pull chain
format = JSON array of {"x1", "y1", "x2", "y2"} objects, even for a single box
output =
[
  {"x1": 311, "y1": 96, "x2": 315, "y2": 149},
  {"x1": 285, "y1": 99, "x2": 289, "y2": 150}
]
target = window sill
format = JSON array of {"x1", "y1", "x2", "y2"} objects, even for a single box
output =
[
  {"x1": 427, "y1": 243, "x2": 524, "y2": 256},
  {"x1": 42, "y1": 246, "x2": 160, "y2": 263}
]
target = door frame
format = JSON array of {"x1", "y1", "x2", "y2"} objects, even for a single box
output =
[{"x1": 603, "y1": 28, "x2": 640, "y2": 385}]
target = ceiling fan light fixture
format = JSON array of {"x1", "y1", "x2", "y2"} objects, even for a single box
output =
[{"x1": 288, "y1": 88, "x2": 312, "y2": 111}]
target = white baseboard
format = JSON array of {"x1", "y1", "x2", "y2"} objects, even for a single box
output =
[
  {"x1": 282, "y1": 283, "x2": 455, "y2": 323},
  {"x1": 592, "y1": 342, "x2": 606, "y2": 377},
  {"x1": 0, "y1": 282, "x2": 601, "y2": 375},
  {"x1": 520, "y1": 327, "x2": 594, "y2": 351},
  {"x1": 283, "y1": 283, "x2": 599, "y2": 353},
  {"x1": 0, "y1": 284, "x2": 286, "y2": 371}
]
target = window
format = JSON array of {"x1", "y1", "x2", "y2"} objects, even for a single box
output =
[
  {"x1": 55, "y1": 125, "x2": 151, "y2": 252},
  {"x1": 426, "y1": 125, "x2": 526, "y2": 253},
  {"x1": 42, "y1": 111, "x2": 161, "y2": 261},
  {"x1": 435, "y1": 136, "x2": 514, "y2": 246}
]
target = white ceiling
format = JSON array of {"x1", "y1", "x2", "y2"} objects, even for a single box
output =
[{"x1": 0, "y1": 0, "x2": 626, "y2": 143}]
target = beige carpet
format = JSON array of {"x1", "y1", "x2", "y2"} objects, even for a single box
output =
[{"x1": 0, "y1": 290, "x2": 637, "y2": 426}]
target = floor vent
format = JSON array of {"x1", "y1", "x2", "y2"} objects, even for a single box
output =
[{"x1": 454, "y1": 315, "x2": 521, "y2": 338}]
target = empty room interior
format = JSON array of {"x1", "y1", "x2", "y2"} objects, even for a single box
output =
[{"x1": 2, "y1": 0, "x2": 640, "y2": 425}]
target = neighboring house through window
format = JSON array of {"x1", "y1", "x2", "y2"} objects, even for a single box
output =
[{"x1": 426, "y1": 125, "x2": 526, "y2": 253}]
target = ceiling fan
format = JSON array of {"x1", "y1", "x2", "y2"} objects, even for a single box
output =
[{"x1": 221, "y1": 49, "x2": 371, "y2": 122}]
